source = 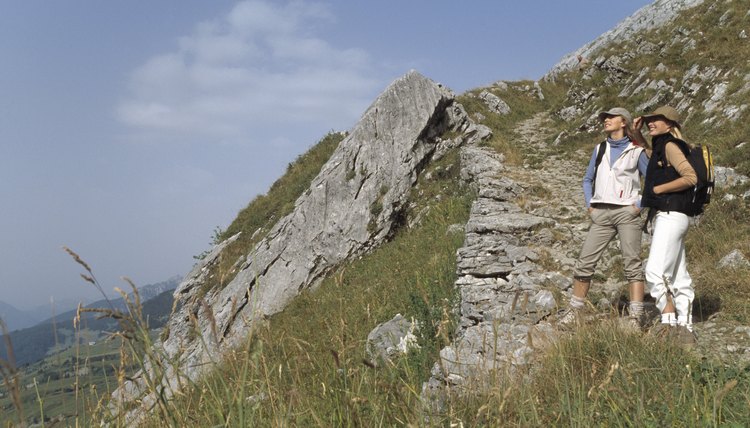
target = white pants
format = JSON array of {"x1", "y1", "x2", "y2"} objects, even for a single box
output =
[{"x1": 645, "y1": 211, "x2": 694, "y2": 321}]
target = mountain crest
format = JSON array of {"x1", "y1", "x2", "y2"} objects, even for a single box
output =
[
  {"x1": 111, "y1": 70, "x2": 492, "y2": 422},
  {"x1": 545, "y1": 0, "x2": 705, "y2": 79},
  {"x1": 107, "y1": 0, "x2": 750, "y2": 423}
]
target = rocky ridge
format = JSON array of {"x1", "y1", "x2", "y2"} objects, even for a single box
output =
[
  {"x1": 109, "y1": 71, "x2": 492, "y2": 422},
  {"x1": 551, "y1": 0, "x2": 750, "y2": 132},
  {"x1": 545, "y1": 0, "x2": 706, "y2": 80},
  {"x1": 109, "y1": 0, "x2": 750, "y2": 421}
]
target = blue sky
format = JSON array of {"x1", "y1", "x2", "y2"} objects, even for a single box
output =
[{"x1": 0, "y1": 0, "x2": 651, "y2": 311}]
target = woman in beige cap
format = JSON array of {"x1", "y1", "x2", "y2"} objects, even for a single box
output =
[
  {"x1": 558, "y1": 107, "x2": 648, "y2": 329},
  {"x1": 635, "y1": 106, "x2": 698, "y2": 346}
]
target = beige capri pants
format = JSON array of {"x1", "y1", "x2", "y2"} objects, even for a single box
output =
[{"x1": 573, "y1": 203, "x2": 645, "y2": 283}]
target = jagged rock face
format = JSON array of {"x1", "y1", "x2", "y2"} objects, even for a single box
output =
[
  {"x1": 548, "y1": 0, "x2": 750, "y2": 131},
  {"x1": 176, "y1": 71, "x2": 460, "y2": 362},
  {"x1": 170, "y1": 71, "x2": 478, "y2": 361},
  {"x1": 544, "y1": 0, "x2": 706, "y2": 80},
  {"x1": 111, "y1": 70, "x2": 491, "y2": 421}
]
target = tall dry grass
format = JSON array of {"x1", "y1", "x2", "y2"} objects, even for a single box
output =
[
  {"x1": 0, "y1": 318, "x2": 25, "y2": 425},
  {"x1": 59, "y1": 247, "x2": 191, "y2": 426}
]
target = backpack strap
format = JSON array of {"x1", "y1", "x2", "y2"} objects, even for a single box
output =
[{"x1": 591, "y1": 141, "x2": 607, "y2": 196}]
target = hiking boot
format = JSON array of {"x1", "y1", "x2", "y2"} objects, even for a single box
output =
[
  {"x1": 674, "y1": 325, "x2": 697, "y2": 349},
  {"x1": 555, "y1": 307, "x2": 590, "y2": 330},
  {"x1": 556, "y1": 308, "x2": 578, "y2": 327},
  {"x1": 617, "y1": 315, "x2": 643, "y2": 333},
  {"x1": 649, "y1": 322, "x2": 674, "y2": 339}
]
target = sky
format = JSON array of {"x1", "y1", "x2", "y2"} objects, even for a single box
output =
[{"x1": 0, "y1": 0, "x2": 653, "y2": 311}]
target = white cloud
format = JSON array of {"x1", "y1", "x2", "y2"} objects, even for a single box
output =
[{"x1": 117, "y1": 0, "x2": 381, "y2": 144}]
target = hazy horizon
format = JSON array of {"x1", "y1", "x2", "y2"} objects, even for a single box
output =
[{"x1": 0, "y1": 0, "x2": 651, "y2": 310}]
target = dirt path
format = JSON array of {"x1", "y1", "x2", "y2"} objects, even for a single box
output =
[{"x1": 507, "y1": 112, "x2": 750, "y2": 364}]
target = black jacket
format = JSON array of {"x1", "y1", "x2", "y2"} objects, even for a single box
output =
[{"x1": 641, "y1": 133, "x2": 696, "y2": 215}]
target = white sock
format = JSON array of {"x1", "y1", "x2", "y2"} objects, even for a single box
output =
[
  {"x1": 677, "y1": 315, "x2": 693, "y2": 331},
  {"x1": 629, "y1": 301, "x2": 644, "y2": 317},
  {"x1": 661, "y1": 312, "x2": 677, "y2": 326},
  {"x1": 570, "y1": 295, "x2": 585, "y2": 309}
]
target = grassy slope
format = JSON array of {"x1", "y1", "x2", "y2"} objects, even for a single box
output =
[
  {"x1": 141, "y1": 147, "x2": 474, "y2": 426},
  {"x1": 135, "y1": 10, "x2": 750, "y2": 419},
  {"x1": 6, "y1": 1, "x2": 750, "y2": 426},
  {"x1": 165, "y1": 1, "x2": 750, "y2": 423}
]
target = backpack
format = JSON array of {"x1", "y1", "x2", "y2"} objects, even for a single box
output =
[
  {"x1": 673, "y1": 140, "x2": 715, "y2": 215},
  {"x1": 591, "y1": 141, "x2": 607, "y2": 196}
]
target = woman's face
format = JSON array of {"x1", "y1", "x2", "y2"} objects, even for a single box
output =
[
  {"x1": 646, "y1": 117, "x2": 672, "y2": 136},
  {"x1": 602, "y1": 114, "x2": 626, "y2": 133}
]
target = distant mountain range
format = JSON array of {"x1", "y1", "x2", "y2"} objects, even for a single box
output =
[
  {"x1": 0, "y1": 275, "x2": 181, "y2": 366},
  {"x1": 0, "y1": 276, "x2": 181, "y2": 332},
  {"x1": 0, "y1": 300, "x2": 42, "y2": 332},
  {"x1": 0, "y1": 298, "x2": 89, "y2": 332}
]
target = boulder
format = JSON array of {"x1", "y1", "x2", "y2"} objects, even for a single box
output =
[
  {"x1": 715, "y1": 166, "x2": 750, "y2": 189},
  {"x1": 718, "y1": 249, "x2": 750, "y2": 270},
  {"x1": 478, "y1": 90, "x2": 511, "y2": 115},
  {"x1": 366, "y1": 314, "x2": 420, "y2": 363}
]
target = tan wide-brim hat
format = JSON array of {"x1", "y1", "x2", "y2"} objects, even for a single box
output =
[{"x1": 642, "y1": 106, "x2": 681, "y2": 128}]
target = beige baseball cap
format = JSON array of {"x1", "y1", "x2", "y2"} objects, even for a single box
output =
[{"x1": 598, "y1": 107, "x2": 633, "y2": 124}]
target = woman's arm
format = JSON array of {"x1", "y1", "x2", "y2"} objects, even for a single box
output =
[
  {"x1": 582, "y1": 147, "x2": 598, "y2": 208},
  {"x1": 635, "y1": 150, "x2": 649, "y2": 209},
  {"x1": 632, "y1": 117, "x2": 651, "y2": 151},
  {"x1": 637, "y1": 150, "x2": 649, "y2": 177},
  {"x1": 653, "y1": 142, "x2": 697, "y2": 195}
]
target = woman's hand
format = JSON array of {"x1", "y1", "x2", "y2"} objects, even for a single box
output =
[
  {"x1": 633, "y1": 116, "x2": 643, "y2": 130},
  {"x1": 633, "y1": 116, "x2": 644, "y2": 130}
]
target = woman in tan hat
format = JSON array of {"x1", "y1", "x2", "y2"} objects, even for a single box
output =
[
  {"x1": 634, "y1": 106, "x2": 697, "y2": 346},
  {"x1": 557, "y1": 107, "x2": 648, "y2": 329}
]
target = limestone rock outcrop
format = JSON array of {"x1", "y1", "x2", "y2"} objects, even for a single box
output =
[
  {"x1": 110, "y1": 70, "x2": 491, "y2": 421},
  {"x1": 544, "y1": 0, "x2": 706, "y2": 80},
  {"x1": 422, "y1": 141, "x2": 558, "y2": 407},
  {"x1": 478, "y1": 90, "x2": 511, "y2": 115}
]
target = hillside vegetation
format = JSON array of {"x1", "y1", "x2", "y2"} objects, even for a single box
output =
[
  {"x1": 0, "y1": 277, "x2": 179, "y2": 367},
  {"x1": 0, "y1": 279, "x2": 178, "y2": 425},
  {"x1": 3, "y1": 0, "x2": 750, "y2": 426}
]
